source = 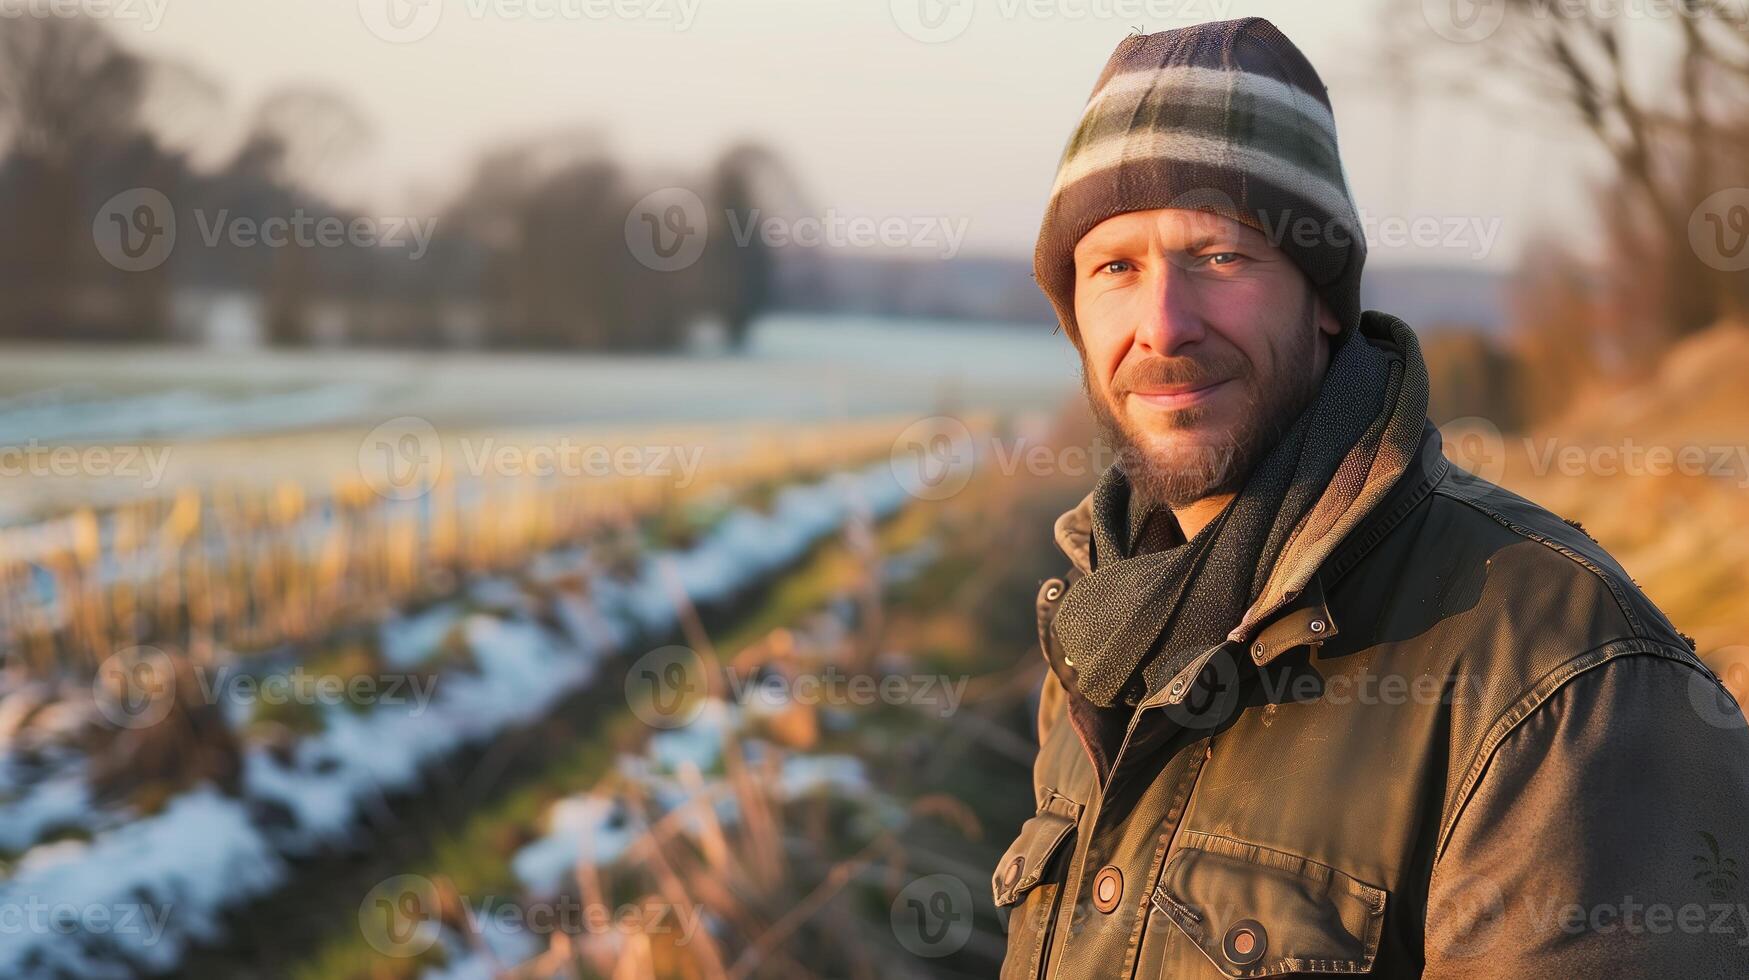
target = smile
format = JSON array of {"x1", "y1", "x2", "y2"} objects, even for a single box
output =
[{"x1": 1127, "y1": 379, "x2": 1229, "y2": 411}]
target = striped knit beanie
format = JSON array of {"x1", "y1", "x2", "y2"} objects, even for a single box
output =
[{"x1": 1035, "y1": 17, "x2": 1367, "y2": 348}]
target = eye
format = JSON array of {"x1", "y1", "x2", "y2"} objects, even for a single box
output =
[
  {"x1": 1098, "y1": 259, "x2": 1134, "y2": 276},
  {"x1": 1201, "y1": 251, "x2": 1242, "y2": 268}
]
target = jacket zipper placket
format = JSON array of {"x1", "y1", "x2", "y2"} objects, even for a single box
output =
[{"x1": 1040, "y1": 640, "x2": 1228, "y2": 977}]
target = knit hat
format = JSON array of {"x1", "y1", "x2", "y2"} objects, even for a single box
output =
[{"x1": 1034, "y1": 17, "x2": 1367, "y2": 348}]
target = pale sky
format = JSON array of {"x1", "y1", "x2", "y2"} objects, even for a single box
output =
[{"x1": 109, "y1": 0, "x2": 1606, "y2": 268}]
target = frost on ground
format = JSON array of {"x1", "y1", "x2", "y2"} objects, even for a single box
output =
[
  {"x1": 0, "y1": 461, "x2": 905, "y2": 978},
  {"x1": 427, "y1": 528, "x2": 937, "y2": 980}
]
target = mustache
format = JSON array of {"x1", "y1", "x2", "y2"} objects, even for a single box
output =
[{"x1": 1110, "y1": 349, "x2": 1249, "y2": 396}]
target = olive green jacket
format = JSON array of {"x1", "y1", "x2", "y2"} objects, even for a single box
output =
[{"x1": 996, "y1": 421, "x2": 1749, "y2": 978}]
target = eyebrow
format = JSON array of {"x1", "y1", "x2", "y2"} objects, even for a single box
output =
[{"x1": 1077, "y1": 229, "x2": 1245, "y2": 263}]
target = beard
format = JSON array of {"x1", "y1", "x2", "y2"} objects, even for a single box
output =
[{"x1": 1083, "y1": 285, "x2": 1326, "y2": 510}]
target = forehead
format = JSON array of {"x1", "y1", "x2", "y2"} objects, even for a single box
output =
[{"x1": 1073, "y1": 207, "x2": 1263, "y2": 256}]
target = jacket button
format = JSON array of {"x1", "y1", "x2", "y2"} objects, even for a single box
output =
[
  {"x1": 1092, "y1": 865, "x2": 1123, "y2": 912},
  {"x1": 1308, "y1": 618, "x2": 1326, "y2": 634},
  {"x1": 1002, "y1": 856, "x2": 1024, "y2": 891},
  {"x1": 1223, "y1": 919, "x2": 1267, "y2": 965}
]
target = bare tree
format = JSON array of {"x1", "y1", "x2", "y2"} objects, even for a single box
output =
[
  {"x1": 231, "y1": 87, "x2": 373, "y2": 345},
  {"x1": 1382, "y1": 0, "x2": 1749, "y2": 344},
  {"x1": 136, "y1": 58, "x2": 226, "y2": 161},
  {"x1": 0, "y1": 13, "x2": 142, "y2": 162},
  {"x1": 0, "y1": 14, "x2": 146, "y2": 338}
]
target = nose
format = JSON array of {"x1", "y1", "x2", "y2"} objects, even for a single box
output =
[{"x1": 1132, "y1": 261, "x2": 1206, "y2": 356}]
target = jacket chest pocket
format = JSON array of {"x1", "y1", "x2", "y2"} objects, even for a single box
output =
[
  {"x1": 992, "y1": 790, "x2": 1081, "y2": 980},
  {"x1": 1142, "y1": 830, "x2": 1388, "y2": 978}
]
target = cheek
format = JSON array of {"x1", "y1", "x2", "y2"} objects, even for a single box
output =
[{"x1": 1075, "y1": 298, "x2": 1134, "y2": 388}]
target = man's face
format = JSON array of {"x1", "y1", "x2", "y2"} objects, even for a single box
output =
[{"x1": 1072, "y1": 207, "x2": 1341, "y2": 507}]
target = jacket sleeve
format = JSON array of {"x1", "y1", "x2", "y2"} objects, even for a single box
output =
[{"x1": 1424, "y1": 650, "x2": 1749, "y2": 978}]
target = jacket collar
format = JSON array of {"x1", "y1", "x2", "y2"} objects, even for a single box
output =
[{"x1": 1052, "y1": 420, "x2": 1449, "y2": 676}]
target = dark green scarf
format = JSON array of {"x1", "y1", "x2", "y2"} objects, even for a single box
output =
[{"x1": 1053, "y1": 318, "x2": 1429, "y2": 708}]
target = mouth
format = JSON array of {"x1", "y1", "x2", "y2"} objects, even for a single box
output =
[{"x1": 1126, "y1": 379, "x2": 1230, "y2": 411}]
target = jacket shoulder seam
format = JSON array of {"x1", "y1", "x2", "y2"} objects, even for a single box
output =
[
  {"x1": 1434, "y1": 638, "x2": 1708, "y2": 863},
  {"x1": 1428, "y1": 480, "x2": 1646, "y2": 638}
]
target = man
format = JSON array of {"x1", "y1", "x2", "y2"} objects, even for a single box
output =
[{"x1": 995, "y1": 16, "x2": 1749, "y2": 979}]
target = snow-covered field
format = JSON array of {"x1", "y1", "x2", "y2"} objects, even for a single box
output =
[
  {"x1": 0, "y1": 315, "x2": 1073, "y2": 524},
  {"x1": 0, "y1": 461, "x2": 909, "y2": 978}
]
